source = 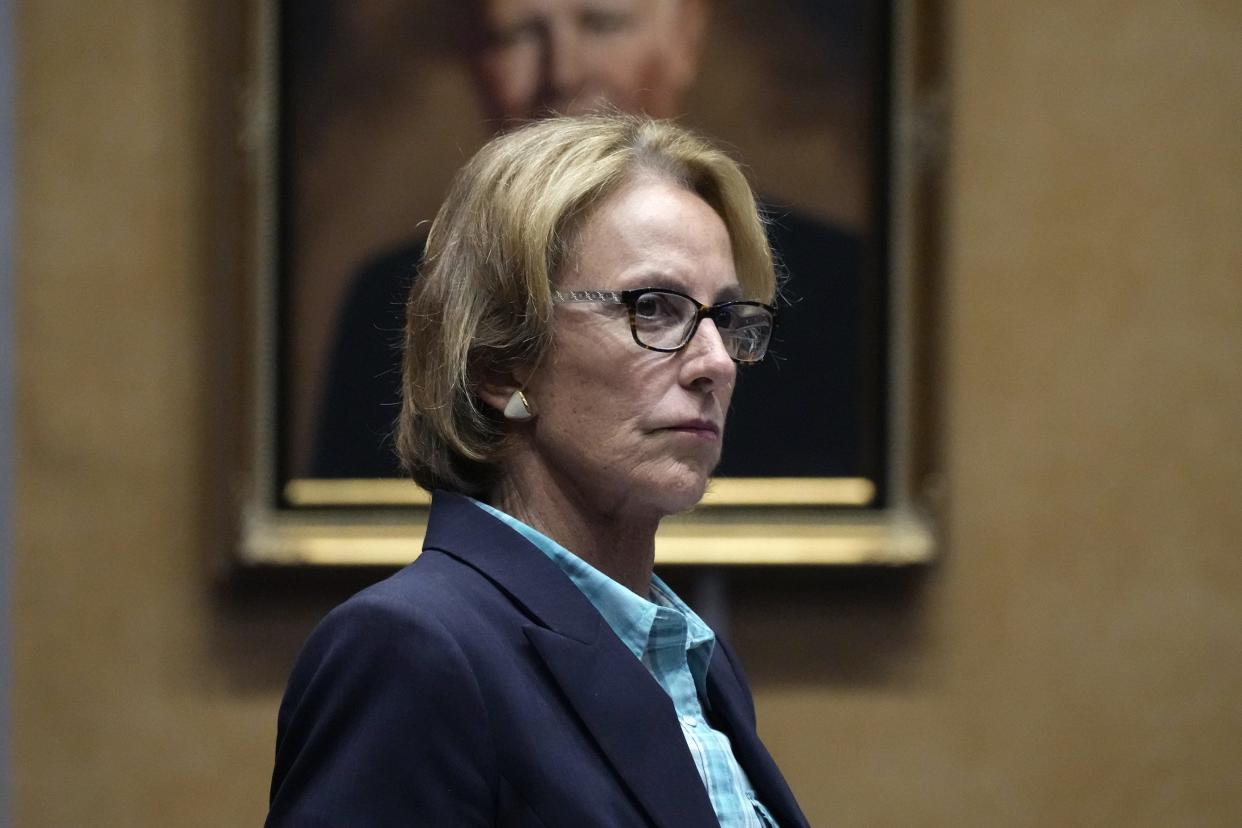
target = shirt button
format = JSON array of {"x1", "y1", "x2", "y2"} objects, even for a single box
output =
[{"x1": 680, "y1": 715, "x2": 699, "y2": 728}]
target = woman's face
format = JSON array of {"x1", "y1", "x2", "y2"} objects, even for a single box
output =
[{"x1": 519, "y1": 176, "x2": 739, "y2": 521}]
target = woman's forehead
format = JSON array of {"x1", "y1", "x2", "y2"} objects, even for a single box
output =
[{"x1": 558, "y1": 177, "x2": 738, "y2": 290}]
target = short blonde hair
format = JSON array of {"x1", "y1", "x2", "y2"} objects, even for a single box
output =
[{"x1": 397, "y1": 114, "x2": 776, "y2": 495}]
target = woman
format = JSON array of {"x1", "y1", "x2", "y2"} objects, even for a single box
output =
[{"x1": 267, "y1": 115, "x2": 807, "y2": 827}]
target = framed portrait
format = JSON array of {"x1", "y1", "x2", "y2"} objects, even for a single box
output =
[{"x1": 240, "y1": 0, "x2": 944, "y2": 566}]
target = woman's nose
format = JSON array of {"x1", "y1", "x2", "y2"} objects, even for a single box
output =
[{"x1": 681, "y1": 318, "x2": 737, "y2": 391}]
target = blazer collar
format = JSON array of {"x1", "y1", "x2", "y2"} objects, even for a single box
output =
[{"x1": 422, "y1": 491, "x2": 720, "y2": 828}]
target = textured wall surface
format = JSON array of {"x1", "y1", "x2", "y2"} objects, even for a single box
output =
[
  {"x1": 13, "y1": 0, "x2": 1242, "y2": 825},
  {"x1": 1, "y1": 0, "x2": 14, "y2": 820}
]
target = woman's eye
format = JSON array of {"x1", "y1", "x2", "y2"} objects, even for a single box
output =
[{"x1": 635, "y1": 293, "x2": 679, "y2": 321}]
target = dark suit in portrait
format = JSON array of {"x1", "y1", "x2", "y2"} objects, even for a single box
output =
[{"x1": 266, "y1": 491, "x2": 809, "y2": 828}]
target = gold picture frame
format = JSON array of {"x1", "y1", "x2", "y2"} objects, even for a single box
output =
[{"x1": 238, "y1": 0, "x2": 945, "y2": 568}]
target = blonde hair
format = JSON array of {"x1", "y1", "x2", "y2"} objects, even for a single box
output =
[{"x1": 397, "y1": 114, "x2": 776, "y2": 495}]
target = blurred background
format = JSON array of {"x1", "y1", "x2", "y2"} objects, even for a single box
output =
[
  {"x1": 281, "y1": 0, "x2": 883, "y2": 475},
  {"x1": 6, "y1": 0, "x2": 1242, "y2": 825}
]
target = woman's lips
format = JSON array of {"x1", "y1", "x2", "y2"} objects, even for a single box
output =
[{"x1": 661, "y1": 420, "x2": 721, "y2": 438}]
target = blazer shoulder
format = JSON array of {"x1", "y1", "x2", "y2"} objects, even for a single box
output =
[
  {"x1": 268, "y1": 553, "x2": 501, "y2": 826},
  {"x1": 296, "y1": 548, "x2": 516, "y2": 673}
]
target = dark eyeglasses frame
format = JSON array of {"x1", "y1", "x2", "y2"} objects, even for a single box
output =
[{"x1": 550, "y1": 287, "x2": 777, "y2": 364}]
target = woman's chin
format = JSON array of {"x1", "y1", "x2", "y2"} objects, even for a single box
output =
[{"x1": 643, "y1": 465, "x2": 714, "y2": 515}]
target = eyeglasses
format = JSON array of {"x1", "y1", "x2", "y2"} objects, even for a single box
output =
[{"x1": 551, "y1": 287, "x2": 777, "y2": 364}]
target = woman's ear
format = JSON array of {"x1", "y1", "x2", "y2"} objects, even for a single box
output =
[
  {"x1": 477, "y1": 371, "x2": 536, "y2": 420},
  {"x1": 477, "y1": 373, "x2": 519, "y2": 416}
]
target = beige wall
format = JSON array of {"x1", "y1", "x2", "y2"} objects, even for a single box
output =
[{"x1": 13, "y1": 0, "x2": 1242, "y2": 825}]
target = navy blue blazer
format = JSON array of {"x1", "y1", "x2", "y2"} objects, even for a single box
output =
[{"x1": 267, "y1": 491, "x2": 809, "y2": 827}]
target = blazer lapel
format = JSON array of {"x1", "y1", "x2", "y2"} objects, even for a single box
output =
[
  {"x1": 423, "y1": 492, "x2": 719, "y2": 828},
  {"x1": 525, "y1": 624, "x2": 720, "y2": 828},
  {"x1": 706, "y1": 647, "x2": 810, "y2": 828}
]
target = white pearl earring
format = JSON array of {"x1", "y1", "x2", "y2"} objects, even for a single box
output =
[{"x1": 503, "y1": 390, "x2": 535, "y2": 421}]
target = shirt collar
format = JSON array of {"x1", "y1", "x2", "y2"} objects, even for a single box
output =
[{"x1": 469, "y1": 497, "x2": 716, "y2": 684}]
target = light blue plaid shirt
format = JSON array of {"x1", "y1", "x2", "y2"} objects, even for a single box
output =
[{"x1": 471, "y1": 499, "x2": 778, "y2": 828}]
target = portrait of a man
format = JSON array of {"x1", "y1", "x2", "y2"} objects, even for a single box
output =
[{"x1": 282, "y1": 0, "x2": 887, "y2": 499}]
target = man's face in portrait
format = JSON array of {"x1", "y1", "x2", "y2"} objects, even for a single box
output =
[{"x1": 470, "y1": 0, "x2": 707, "y2": 126}]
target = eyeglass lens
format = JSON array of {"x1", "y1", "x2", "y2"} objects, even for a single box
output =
[{"x1": 632, "y1": 291, "x2": 772, "y2": 363}]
